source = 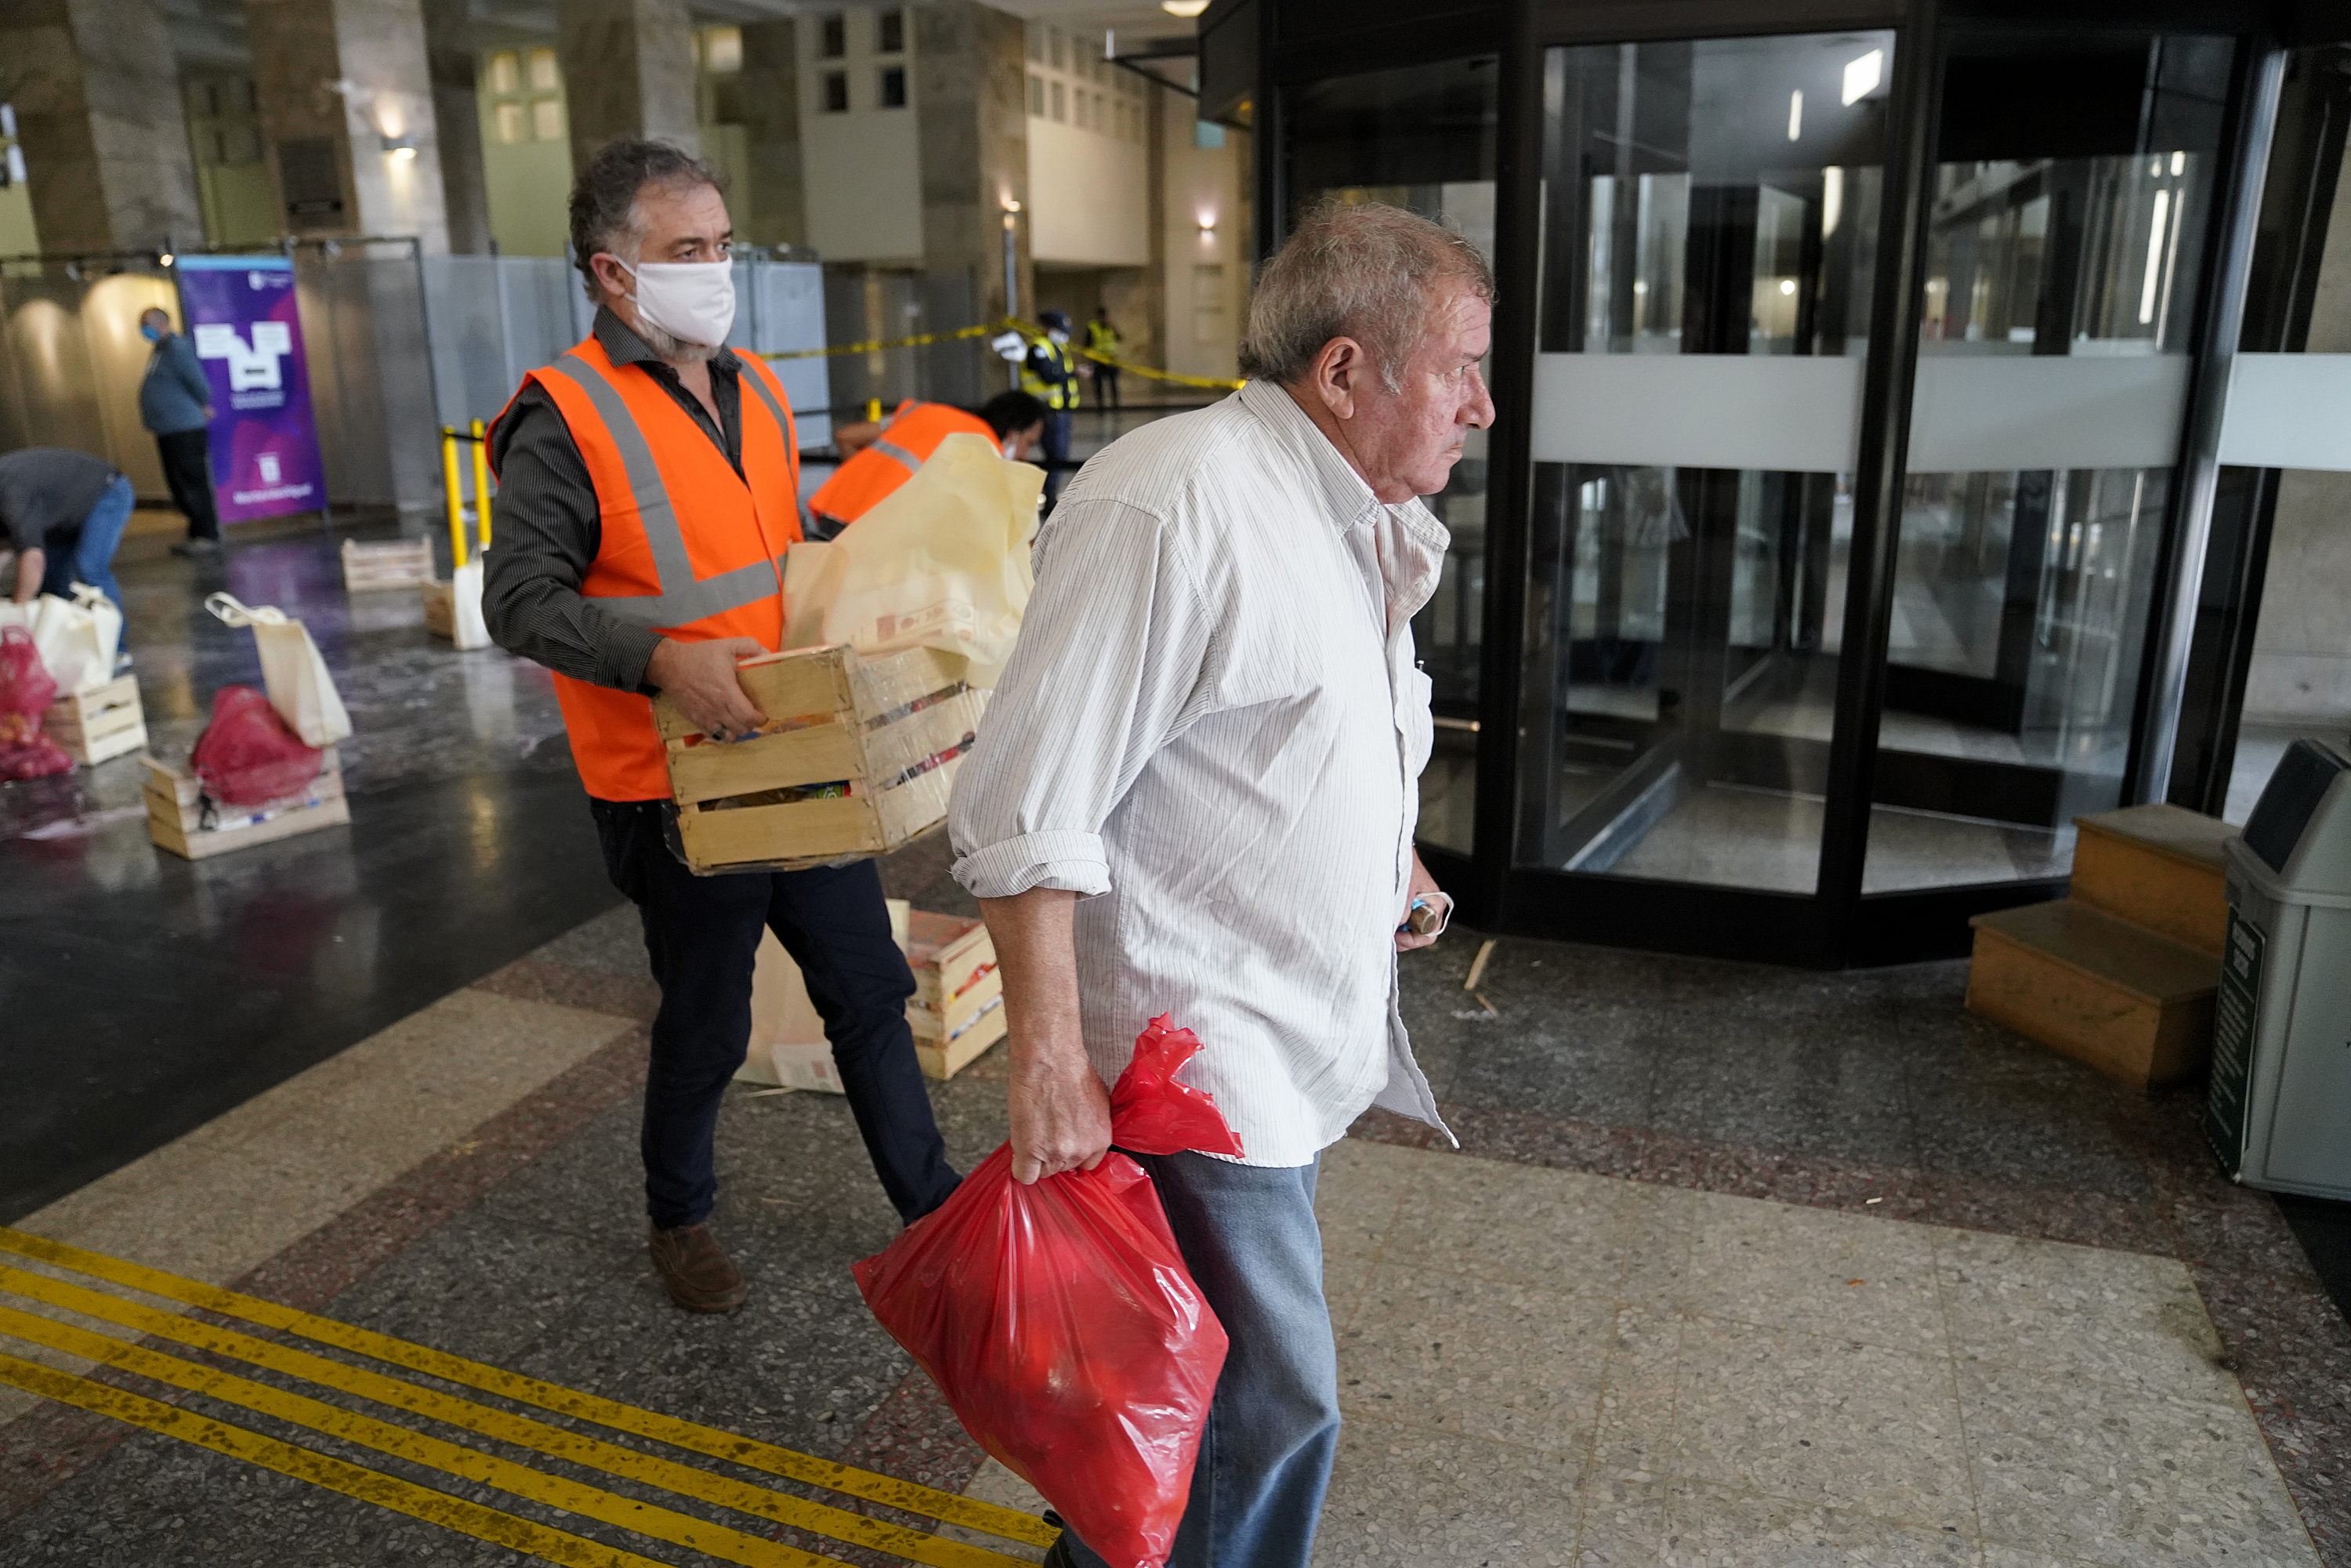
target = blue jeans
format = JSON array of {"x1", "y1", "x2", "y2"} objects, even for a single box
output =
[
  {"x1": 1061, "y1": 1151, "x2": 1340, "y2": 1568},
  {"x1": 41, "y1": 475, "x2": 135, "y2": 610}
]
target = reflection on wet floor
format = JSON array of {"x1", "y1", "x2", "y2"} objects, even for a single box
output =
[{"x1": 0, "y1": 509, "x2": 621, "y2": 1225}]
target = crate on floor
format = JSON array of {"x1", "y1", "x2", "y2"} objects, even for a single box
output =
[
  {"x1": 43, "y1": 674, "x2": 146, "y2": 766},
  {"x1": 340, "y1": 538, "x2": 435, "y2": 592},
  {"x1": 904, "y1": 908, "x2": 1004, "y2": 1081},
  {"x1": 143, "y1": 748, "x2": 350, "y2": 861},
  {"x1": 656, "y1": 643, "x2": 984, "y2": 875}
]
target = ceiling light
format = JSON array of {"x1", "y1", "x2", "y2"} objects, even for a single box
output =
[
  {"x1": 1842, "y1": 49, "x2": 1883, "y2": 106},
  {"x1": 1779, "y1": 278, "x2": 1797, "y2": 295},
  {"x1": 1161, "y1": 0, "x2": 1209, "y2": 16},
  {"x1": 1787, "y1": 89, "x2": 1802, "y2": 142}
]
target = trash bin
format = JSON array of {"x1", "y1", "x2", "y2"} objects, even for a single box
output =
[{"x1": 2205, "y1": 737, "x2": 2351, "y2": 1199}]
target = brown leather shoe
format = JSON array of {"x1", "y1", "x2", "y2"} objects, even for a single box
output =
[{"x1": 648, "y1": 1222, "x2": 747, "y2": 1313}]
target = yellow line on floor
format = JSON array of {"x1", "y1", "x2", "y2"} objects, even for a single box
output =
[
  {"x1": 0, "y1": 1302, "x2": 860, "y2": 1568},
  {"x1": 0, "y1": 1352, "x2": 676, "y2": 1568},
  {"x1": 0, "y1": 1226, "x2": 1051, "y2": 1548},
  {"x1": 0, "y1": 1264, "x2": 1025, "y2": 1568}
]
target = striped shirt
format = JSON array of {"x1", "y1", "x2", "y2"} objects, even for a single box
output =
[{"x1": 949, "y1": 378, "x2": 1454, "y2": 1167}]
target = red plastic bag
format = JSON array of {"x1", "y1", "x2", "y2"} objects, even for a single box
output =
[
  {"x1": 854, "y1": 1016, "x2": 1245, "y2": 1568},
  {"x1": 0, "y1": 626, "x2": 71, "y2": 780},
  {"x1": 192, "y1": 685, "x2": 323, "y2": 806}
]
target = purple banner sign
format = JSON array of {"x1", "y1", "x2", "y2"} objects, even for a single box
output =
[{"x1": 176, "y1": 255, "x2": 325, "y2": 524}]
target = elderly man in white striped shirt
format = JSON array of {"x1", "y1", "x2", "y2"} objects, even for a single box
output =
[{"x1": 948, "y1": 201, "x2": 1494, "y2": 1568}]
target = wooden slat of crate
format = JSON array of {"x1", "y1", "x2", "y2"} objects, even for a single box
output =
[
  {"x1": 421, "y1": 579, "x2": 455, "y2": 639},
  {"x1": 676, "y1": 793, "x2": 887, "y2": 870},
  {"x1": 914, "y1": 1001, "x2": 1008, "y2": 1082},
  {"x1": 342, "y1": 538, "x2": 436, "y2": 592},
  {"x1": 906, "y1": 909, "x2": 994, "y2": 1001},
  {"x1": 145, "y1": 763, "x2": 350, "y2": 861},
  {"x1": 861, "y1": 692, "x2": 982, "y2": 783},
  {"x1": 657, "y1": 646, "x2": 855, "y2": 745},
  {"x1": 669, "y1": 724, "x2": 864, "y2": 806},
  {"x1": 45, "y1": 675, "x2": 146, "y2": 766},
  {"x1": 908, "y1": 967, "x2": 1002, "y2": 1041}
]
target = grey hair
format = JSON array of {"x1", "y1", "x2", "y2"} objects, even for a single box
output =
[
  {"x1": 568, "y1": 138, "x2": 723, "y2": 302},
  {"x1": 1240, "y1": 201, "x2": 1496, "y2": 391}
]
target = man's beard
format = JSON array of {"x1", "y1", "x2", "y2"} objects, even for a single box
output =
[{"x1": 634, "y1": 313, "x2": 719, "y2": 363}]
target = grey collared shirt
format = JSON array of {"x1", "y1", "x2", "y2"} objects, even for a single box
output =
[
  {"x1": 948, "y1": 378, "x2": 1454, "y2": 1167},
  {"x1": 483, "y1": 309, "x2": 748, "y2": 696}
]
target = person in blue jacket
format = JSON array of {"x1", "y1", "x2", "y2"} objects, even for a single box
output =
[{"x1": 137, "y1": 307, "x2": 220, "y2": 558}]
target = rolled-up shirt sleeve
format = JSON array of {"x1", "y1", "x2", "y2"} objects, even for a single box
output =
[{"x1": 950, "y1": 496, "x2": 1214, "y2": 900}]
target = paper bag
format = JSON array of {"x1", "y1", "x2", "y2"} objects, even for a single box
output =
[
  {"x1": 785, "y1": 433, "x2": 1042, "y2": 688},
  {"x1": 448, "y1": 559, "x2": 492, "y2": 652},
  {"x1": 204, "y1": 592, "x2": 353, "y2": 747}
]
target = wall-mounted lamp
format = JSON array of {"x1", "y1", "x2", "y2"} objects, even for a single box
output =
[
  {"x1": 380, "y1": 133, "x2": 418, "y2": 159},
  {"x1": 1197, "y1": 212, "x2": 1218, "y2": 234},
  {"x1": 1161, "y1": 0, "x2": 1208, "y2": 16},
  {"x1": 158, "y1": 250, "x2": 175, "y2": 267}
]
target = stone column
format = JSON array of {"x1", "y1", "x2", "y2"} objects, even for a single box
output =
[
  {"x1": 915, "y1": 0, "x2": 1030, "y2": 405},
  {"x1": 732, "y1": 18, "x2": 806, "y2": 250},
  {"x1": 0, "y1": 0, "x2": 204, "y2": 253},
  {"x1": 244, "y1": 0, "x2": 451, "y2": 250},
  {"x1": 421, "y1": 0, "x2": 491, "y2": 253},
  {"x1": 556, "y1": 0, "x2": 698, "y2": 167}
]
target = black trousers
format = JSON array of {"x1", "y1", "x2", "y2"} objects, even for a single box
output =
[
  {"x1": 154, "y1": 429, "x2": 219, "y2": 541},
  {"x1": 1094, "y1": 366, "x2": 1121, "y2": 410},
  {"x1": 1041, "y1": 409, "x2": 1074, "y2": 507},
  {"x1": 590, "y1": 798, "x2": 959, "y2": 1229}
]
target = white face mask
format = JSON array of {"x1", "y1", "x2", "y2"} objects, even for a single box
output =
[{"x1": 620, "y1": 259, "x2": 736, "y2": 349}]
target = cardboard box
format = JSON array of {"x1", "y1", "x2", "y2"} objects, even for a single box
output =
[
  {"x1": 655, "y1": 643, "x2": 983, "y2": 875},
  {"x1": 43, "y1": 674, "x2": 146, "y2": 766},
  {"x1": 143, "y1": 748, "x2": 349, "y2": 861}
]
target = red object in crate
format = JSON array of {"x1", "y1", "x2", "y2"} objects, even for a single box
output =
[
  {"x1": 0, "y1": 626, "x2": 70, "y2": 780},
  {"x1": 191, "y1": 685, "x2": 322, "y2": 806},
  {"x1": 853, "y1": 1016, "x2": 1244, "y2": 1568}
]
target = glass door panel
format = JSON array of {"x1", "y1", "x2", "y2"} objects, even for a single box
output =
[
  {"x1": 1864, "y1": 34, "x2": 2236, "y2": 892},
  {"x1": 1519, "y1": 31, "x2": 1895, "y2": 892},
  {"x1": 1284, "y1": 59, "x2": 1498, "y2": 853}
]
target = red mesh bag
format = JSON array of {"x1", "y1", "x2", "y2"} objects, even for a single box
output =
[
  {"x1": 854, "y1": 1016, "x2": 1244, "y2": 1568},
  {"x1": 192, "y1": 685, "x2": 322, "y2": 806},
  {"x1": 0, "y1": 626, "x2": 71, "y2": 780}
]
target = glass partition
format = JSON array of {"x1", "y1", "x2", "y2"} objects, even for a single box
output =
[
  {"x1": 1864, "y1": 34, "x2": 2237, "y2": 891},
  {"x1": 1284, "y1": 59, "x2": 1498, "y2": 852},
  {"x1": 1518, "y1": 31, "x2": 1895, "y2": 891}
]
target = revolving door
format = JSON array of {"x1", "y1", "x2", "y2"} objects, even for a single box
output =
[{"x1": 1207, "y1": 0, "x2": 2323, "y2": 964}]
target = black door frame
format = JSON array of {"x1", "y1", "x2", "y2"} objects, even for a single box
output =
[{"x1": 1219, "y1": 0, "x2": 2295, "y2": 965}]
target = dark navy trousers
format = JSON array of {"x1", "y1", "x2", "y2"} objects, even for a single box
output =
[{"x1": 590, "y1": 798, "x2": 959, "y2": 1229}]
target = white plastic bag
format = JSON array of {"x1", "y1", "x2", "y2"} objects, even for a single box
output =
[
  {"x1": 784, "y1": 432, "x2": 1042, "y2": 688},
  {"x1": 0, "y1": 586, "x2": 121, "y2": 695},
  {"x1": 204, "y1": 592, "x2": 353, "y2": 747},
  {"x1": 448, "y1": 559, "x2": 491, "y2": 652}
]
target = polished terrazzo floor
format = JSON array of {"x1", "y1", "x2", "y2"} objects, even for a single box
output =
[{"x1": 2, "y1": 509, "x2": 2345, "y2": 1566}]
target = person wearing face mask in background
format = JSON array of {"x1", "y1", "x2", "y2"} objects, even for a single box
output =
[
  {"x1": 482, "y1": 139, "x2": 961, "y2": 1315},
  {"x1": 805, "y1": 389, "x2": 1049, "y2": 539},
  {"x1": 136, "y1": 306, "x2": 221, "y2": 559},
  {"x1": 1021, "y1": 310, "x2": 1081, "y2": 509}
]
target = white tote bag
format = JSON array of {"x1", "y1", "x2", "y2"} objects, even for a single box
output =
[
  {"x1": 204, "y1": 592, "x2": 354, "y2": 747},
  {"x1": 0, "y1": 586, "x2": 121, "y2": 695}
]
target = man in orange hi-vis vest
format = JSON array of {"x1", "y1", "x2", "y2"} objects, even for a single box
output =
[
  {"x1": 484, "y1": 141, "x2": 958, "y2": 1315},
  {"x1": 806, "y1": 389, "x2": 1046, "y2": 538}
]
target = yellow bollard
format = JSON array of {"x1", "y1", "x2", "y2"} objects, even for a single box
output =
[
  {"x1": 865, "y1": 398, "x2": 881, "y2": 424},
  {"x1": 440, "y1": 429, "x2": 468, "y2": 570},
  {"x1": 469, "y1": 418, "x2": 493, "y2": 552}
]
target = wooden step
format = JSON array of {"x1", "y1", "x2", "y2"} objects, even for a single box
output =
[
  {"x1": 2070, "y1": 803, "x2": 2232, "y2": 957},
  {"x1": 1967, "y1": 898, "x2": 2219, "y2": 1089}
]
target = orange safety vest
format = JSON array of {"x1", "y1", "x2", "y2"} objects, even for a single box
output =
[
  {"x1": 502, "y1": 335, "x2": 802, "y2": 802},
  {"x1": 809, "y1": 400, "x2": 995, "y2": 529}
]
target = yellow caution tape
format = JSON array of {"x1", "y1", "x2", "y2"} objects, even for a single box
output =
[
  {"x1": 0, "y1": 1264, "x2": 1027, "y2": 1568},
  {"x1": 0, "y1": 1226, "x2": 1056, "y2": 1548},
  {"x1": 0, "y1": 1353, "x2": 676, "y2": 1568},
  {"x1": 760, "y1": 316, "x2": 1244, "y2": 393}
]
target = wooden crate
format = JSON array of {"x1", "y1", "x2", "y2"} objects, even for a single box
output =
[
  {"x1": 341, "y1": 538, "x2": 436, "y2": 592},
  {"x1": 1967, "y1": 899, "x2": 2218, "y2": 1088},
  {"x1": 421, "y1": 579, "x2": 455, "y2": 639},
  {"x1": 2070, "y1": 803, "x2": 2233, "y2": 958},
  {"x1": 903, "y1": 909, "x2": 1003, "y2": 1081},
  {"x1": 43, "y1": 674, "x2": 146, "y2": 766},
  {"x1": 143, "y1": 748, "x2": 350, "y2": 861},
  {"x1": 655, "y1": 644, "x2": 984, "y2": 875}
]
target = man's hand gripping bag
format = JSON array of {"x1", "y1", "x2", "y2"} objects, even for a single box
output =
[{"x1": 853, "y1": 1016, "x2": 1244, "y2": 1568}]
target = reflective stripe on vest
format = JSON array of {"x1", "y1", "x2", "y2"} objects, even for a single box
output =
[
  {"x1": 539, "y1": 352, "x2": 788, "y2": 629},
  {"x1": 870, "y1": 436, "x2": 924, "y2": 473},
  {"x1": 807, "y1": 402, "x2": 994, "y2": 527}
]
